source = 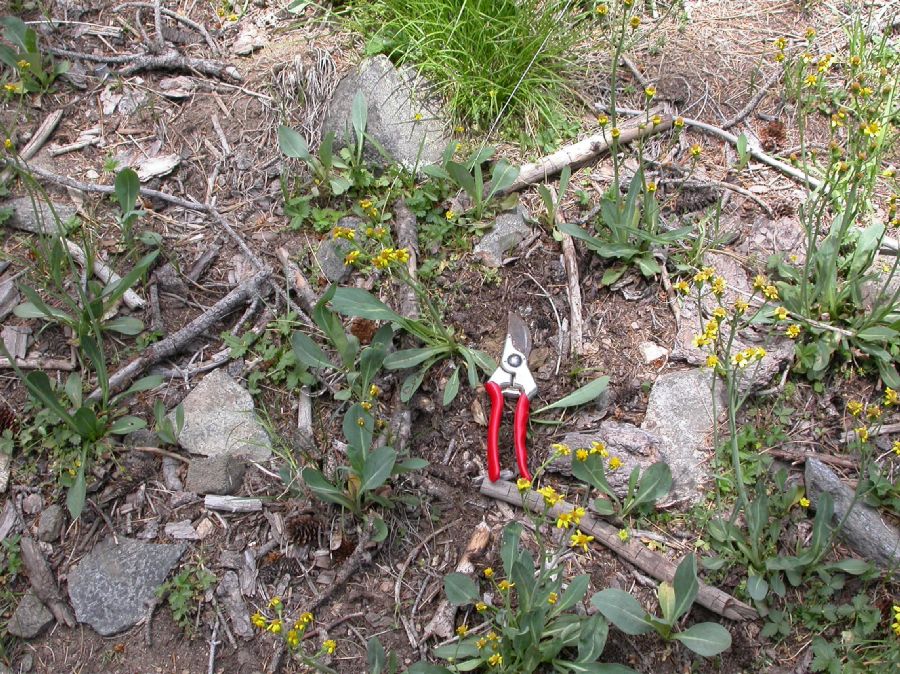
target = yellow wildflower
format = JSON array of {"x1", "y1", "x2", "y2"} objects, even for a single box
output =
[
  {"x1": 360, "y1": 198, "x2": 373, "y2": 210},
  {"x1": 618, "y1": 529, "x2": 629, "y2": 542},
  {"x1": 333, "y1": 226, "x2": 355, "y2": 241},
  {"x1": 286, "y1": 629, "x2": 301, "y2": 649},
  {"x1": 251, "y1": 612, "x2": 266, "y2": 629},
  {"x1": 690, "y1": 144, "x2": 703, "y2": 158},
  {"x1": 516, "y1": 477, "x2": 532, "y2": 492},
  {"x1": 556, "y1": 512, "x2": 574, "y2": 529},
  {"x1": 552, "y1": 443, "x2": 571, "y2": 457},
  {"x1": 855, "y1": 427, "x2": 869, "y2": 443},
  {"x1": 611, "y1": 127, "x2": 621, "y2": 139},
  {"x1": 892, "y1": 440, "x2": 900, "y2": 456},
  {"x1": 497, "y1": 580, "x2": 515, "y2": 592},
  {"x1": 446, "y1": 209, "x2": 456, "y2": 221},
  {"x1": 774, "y1": 37, "x2": 787, "y2": 50},
  {"x1": 548, "y1": 592, "x2": 558, "y2": 605},
  {"x1": 608, "y1": 456, "x2": 623, "y2": 471},
  {"x1": 268, "y1": 596, "x2": 283, "y2": 611},
  {"x1": 892, "y1": 605, "x2": 900, "y2": 636},
  {"x1": 570, "y1": 530, "x2": 595, "y2": 552},
  {"x1": 884, "y1": 388, "x2": 898, "y2": 406},
  {"x1": 575, "y1": 448, "x2": 589, "y2": 462},
  {"x1": 651, "y1": 114, "x2": 662, "y2": 126},
  {"x1": 799, "y1": 497, "x2": 810, "y2": 508},
  {"x1": 369, "y1": 384, "x2": 380, "y2": 398},
  {"x1": 414, "y1": 112, "x2": 423, "y2": 121},
  {"x1": 487, "y1": 632, "x2": 499, "y2": 642},
  {"x1": 322, "y1": 639, "x2": 336, "y2": 655},
  {"x1": 753, "y1": 275, "x2": 767, "y2": 290},
  {"x1": 630, "y1": 16, "x2": 640, "y2": 29},
  {"x1": 763, "y1": 285, "x2": 779, "y2": 301},
  {"x1": 597, "y1": 114, "x2": 609, "y2": 127},
  {"x1": 488, "y1": 653, "x2": 503, "y2": 667},
  {"x1": 674, "y1": 116, "x2": 684, "y2": 128},
  {"x1": 590, "y1": 441, "x2": 608, "y2": 457},
  {"x1": 866, "y1": 405, "x2": 882, "y2": 421},
  {"x1": 361, "y1": 401, "x2": 373, "y2": 411},
  {"x1": 644, "y1": 85, "x2": 656, "y2": 98},
  {"x1": 862, "y1": 121, "x2": 881, "y2": 137},
  {"x1": 805, "y1": 27, "x2": 816, "y2": 40},
  {"x1": 3, "y1": 138, "x2": 12, "y2": 150},
  {"x1": 711, "y1": 276, "x2": 726, "y2": 296},
  {"x1": 786, "y1": 324, "x2": 801, "y2": 339},
  {"x1": 847, "y1": 401, "x2": 863, "y2": 417},
  {"x1": 705, "y1": 355, "x2": 719, "y2": 368},
  {"x1": 805, "y1": 74, "x2": 818, "y2": 88},
  {"x1": 674, "y1": 280, "x2": 690, "y2": 294},
  {"x1": 538, "y1": 486, "x2": 561, "y2": 506},
  {"x1": 267, "y1": 620, "x2": 283, "y2": 634},
  {"x1": 454, "y1": 124, "x2": 465, "y2": 133},
  {"x1": 456, "y1": 624, "x2": 469, "y2": 637},
  {"x1": 595, "y1": 4, "x2": 608, "y2": 15},
  {"x1": 713, "y1": 307, "x2": 727, "y2": 321},
  {"x1": 732, "y1": 351, "x2": 750, "y2": 369},
  {"x1": 572, "y1": 507, "x2": 586, "y2": 525},
  {"x1": 647, "y1": 181, "x2": 657, "y2": 193},
  {"x1": 344, "y1": 250, "x2": 360, "y2": 265},
  {"x1": 475, "y1": 602, "x2": 488, "y2": 612},
  {"x1": 774, "y1": 307, "x2": 788, "y2": 320},
  {"x1": 483, "y1": 567, "x2": 495, "y2": 579}
]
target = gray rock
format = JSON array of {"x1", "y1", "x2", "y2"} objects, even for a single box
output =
[
  {"x1": 738, "y1": 214, "x2": 807, "y2": 264},
  {"x1": 861, "y1": 255, "x2": 900, "y2": 313},
  {"x1": 164, "y1": 520, "x2": 199, "y2": 540},
  {"x1": 67, "y1": 537, "x2": 187, "y2": 636},
  {"x1": 21, "y1": 493, "x2": 42, "y2": 515},
  {"x1": 805, "y1": 458, "x2": 900, "y2": 569},
  {"x1": 474, "y1": 206, "x2": 532, "y2": 267},
  {"x1": 0, "y1": 278, "x2": 18, "y2": 322},
  {"x1": 547, "y1": 421, "x2": 665, "y2": 498},
  {"x1": 216, "y1": 571, "x2": 253, "y2": 639},
  {"x1": 641, "y1": 368, "x2": 725, "y2": 503},
  {"x1": 6, "y1": 590, "x2": 53, "y2": 639},
  {"x1": 36, "y1": 505, "x2": 64, "y2": 543},
  {"x1": 1, "y1": 196, "x2": 78, "y2": 234},
  {"x1": 173, "y1": 369, "x2": 271, "y2": 461},
  {"x1": 321, "y1": 55, "x2": 449, "y2": 170},
  {"x1": 0, "y1": 453, "x2": 9, "y2": 494},
  {"x1": 185, "y1": 454, "x2": 246, "y2": 495},
  {"x1": 315, "y1": 216, "x2": 364, "y2": 283}
]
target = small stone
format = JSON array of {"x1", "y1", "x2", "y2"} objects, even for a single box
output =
[
  {"x1": 0, "y1": 196, "x2": 78, "y2": 234},
  {"x1": 216, "y1": 571, "x2": 252, "y2": 639},
  {"x1": 7, "y1": 590, "x2": 53, "y2": 639},
  {"x1": 314, "y1": 216, "x2": 364, "y2": 283},
  {"x1": 136, "y1": 154, "x2": 180, "y2": 181},
  {"x1": 164, "y1": 520, "x2": 199, "y2": 540},
  {"x1": 232, "y1": 23, "x2": 266, "y2": 55},
  {"x1": 641, "y1": 368, "x2": 725, "y2": 503},
  {"x1": 16, "y1": 653, "x2": 32, "y2": 673},
  {"x1": 67, "y1": 537, "x2": 187, "y2": 636},
  {"x1": 36, "y1": 505, "x2": 64, "y2": 543},
  {"x1": 22, "y1": 493, "x2": 43, "y2": 515},
  {"x1": 638, "y1": 341, "x2": 668, "y2": 364},
  {"x1": 805, "y1": 458, "x2": 900, "y2": 569},
  {"x1": 474, "y1": 205, "x2": 532, "y2": 267},
  {"x1": 84, "y1": 169, "x2": 99, "y2": 181},
  {"x1": 185, "y1": 455, "x2": 246, "y2": 495},
  {"x1": 195, "y1": 518, "x2": 215, "y2": 539},
  {"x1": 0, "y1": 278, "x2": 19, "y2": 322},
  {"x1": 174, "y1": 370, "x2": 271, "y2": 461},
  {"x1": 153, "y1": 262, "x2": 187, "y2": 295}
]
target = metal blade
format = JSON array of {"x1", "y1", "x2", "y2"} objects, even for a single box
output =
[{"x1": 506, "y1": 312, "x2": 531, "y2": 356}]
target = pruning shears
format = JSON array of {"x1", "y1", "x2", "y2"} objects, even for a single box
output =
[{"x1": 485, "y1": 312, "x2": 536, "y2": 482}]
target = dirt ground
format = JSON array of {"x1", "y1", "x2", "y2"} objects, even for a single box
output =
[{"x1": 0, "y1": 1, "x2": 898, "y2": 673}]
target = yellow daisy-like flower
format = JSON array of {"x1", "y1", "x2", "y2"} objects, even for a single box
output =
[
  {"x1": 268, "y1": 596, "x2": 283, "y2": 611},
  {"x1": 360, "y1": 401, "x2": 373, "y2": 411},
  {"x1": 799, "y1": 497, "x2": 810, "y2": 508},
  {"x1": 286, "y1": 629, "x2": 301, "y2": 649},
  {"x1": 618, "y1": 529, "x2": 629, "y2": 542},
  {"x1": 674, "y1": 116, "x2": 684, "y2": 128},
  {"x1": 333, "y1": 226, "x2": 355, "y2": 241},
  {"x1": 651, "y1": 114, "x2": 662, "y2": 126},
  {"x1": 732, "y1": 351, "x2": 750, "y2": 369},
  {"x1": 454, "y1": 124, "x2": 465, "y2": 133},
  {"x1": 570, "y1": 530, "x2": 595, "y2": 552},
  {"x1": 267, "y1": 619, "x2": 283, "y2": 634},
  {"x1": 595, "y1": 4, "x2": 608, "y2": 15},
  {"x1": 572, "y1": 507, "x2": 586, "y2": 525},
  {"x1": 475, "y1": 602, "x2": 488, "y2": 612},
  {"x1": 414, "y1": 113, "x2": 423, "y2": 121},
  {"x1": 488, "y1": 653, "x2": 503, "y2": 667},
  {"x1": 497, "y1": 580, "x2": 515, "y2": 592},
  {"x1": 847, "y1": 401, "x2": 863, "y2": 417},
  {"x1": 547, "y1": 592, "x2": 558, "y2": 605},
  {"x1": 456, "y1": 624, "x2": 469, "y2": 637},
  {"x1": 483, "y1": 567, "x2": 495, "y2": 579},
  {"x1": 763, "y1": 285, "x2": 779, "y2": 301},
  {"x1": 734, "y1": 298, "x2": 749, "y2": 314},
  {"x1": 3, "y1": 137, "x2": 12, "y2": 150},
  {"x1": 674, "y1": 280, "x2": 690, "y2": 294},
  {"x1": 705, "y1": 355, "x2": 719, "y2": 368},
  {"x1": 711, "y1": 276, "x2": 726, "y2": 296},
  {"x1": 575, "y1": 448, "x2": 589, "y2": 462},
  {"x1": 862, "y1": 121, "x2": 881, "y2": 137},
  {"x1": 488, "y1": 89, "x2": 497, "y2": 98},
  {"x1": 608, "y1": 456, "x2": 622, "y2": 471},
  {"x1": 786, "y1": 324, "x2": 801, "y2": 339},
  {"x1": 644, "y1": 86, "x2": 656, "y2": 98},
  {"x1": 487, "y1": 631, "x2": 499, "y2": 642},
  {"x1": 611, "y1": 127, "x2": 621, "y2": 139},
  {"x1": 774, "y1": 37, "x2": 786, "y2": 50},
  {"x1": 855, "y1": 427, "x2": 869, "y2": 443},
  {"x1": 690, "y1": 144, "x2": 703, "y2": 158},
  {"x1": 866, "y1": 405, "x2": 882, "y2": 421},
  {"x1": 556, "y1": 512, "x2": 574, "y2": 529},
  {"x1": 446, "y1": 209, "x2": 456, "y2": 221},
  {"x1": 774, "y1": 306, "x2": 788, "y2": 320},
  {"x1": 344, "y1": 250, "x2": 360, "y2": 265},
  {"x1": 369, "y1": 384, "x2": 380, "y2": 398},
  {"x1": 538, "y1": 486, "x2": 561, "y2": 506},
  {"x1": 647, "y1": 181, "x2": 657, "y2": 193},
  {"x1": 805, "y1": 27, "x2": 816, "y2": 40},
  {"x1": 251, "y1": 612, "x2": 266, "y2": 629},
  {"x1": 630, "y1": 16, "x2": 640, "y2": 29},
  {"x1": 590, "y1": 441, "x2": 608, "y2": 457},
  {"x1": 16, "y1": 59, "x2": 28, "y2": 69},
  {"x1": 597, "y1": 114, "x2": 609, "y2": 127},
  {"x1": 892, "y1": 440, "x2": 900, "y2": 456},
  {"x1": 753, "y1": 275, "x2": 767, "y2": 290},
  {"x1": 516, "y1": 477, "x2": 532, "y2": 492},
  {"x1": 884, "y1": 388, "x2": 898, "y2": 406},
  {"x1": 712, "y1": 307, "x2": 727, "y2": 321},
  {"x1": 322, "y1": 639, "x2": 337, "y2": 655},
  {"x1": 360, "y1": 198, "x2": 373, "y2": 210},
  {"x1": 552, "y1": 443, "x2": 571, "y2": 457},
  {"x1": 805, "y1": 74, "x2": 818, "y2": 88}
]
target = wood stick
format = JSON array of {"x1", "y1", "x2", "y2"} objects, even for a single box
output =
[
  {"x1": 0, "y1": 356, "x2": 75, "y2": 371},
  {"x1": 89, "y1": 270, "x2": 270, "y2": 399},
  {"x1": 204, "y1": 495, "x2": 263, "y2": 513},
  {"x1": 764, "y1": 448, "x2": 856, "y2": 469},
  {"x1": 480, "y1": 480, "x2": 756, "y2": 621},
  {"x1": 722, "y1": 71, "x2": 782, "y2": 130},
  {"x1": 20, "y1": 537, "x2": 76, "y2": 627},
  {"x1": 64, "y1": 239, "x2": 145, "y2": 310},
  {"x1": 550, "y1": 188, "x2": 583, "y2": 357},
  {"x1": 841, "y1": 422, "x2": 900, "y2": 445},
  {"x1": 275, "y1": 247, "x2": 318, "y2": 315},
  {"x1": 0, "y1": 110, "x2": 63, "y2": 187},
  {"x1": 498, "y1": 111, "x2": 671, "y2": 195},
  {"x1": 113, "y1": 2, "x2": 219, "y2": 52}
]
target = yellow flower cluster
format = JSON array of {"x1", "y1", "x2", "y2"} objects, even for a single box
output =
[
  {"x1": 731, "y1": 346, "x2": 766, "y2": 369},
  {"x1": 885, "y1": 388, "x2": 898, "y2": 406},
  {"x1": 569, "y1": 530, "x2": 594, "y2": 552},
  {"x1": 692, "y1": 319, "x2": 719, "y2": 348},
  {"x1": 555, "y1": 507, "x2": 586, "y2": 529},
  {"x1": 608, "y1": 456, "x2": 622, "y2": 471},
  {"x1": 372, "y1": 247, "x2": 410, "y2": 269},
  {"x1": 332, "y1": 226, "x2": 355, "y2": 241},
  {"x1": 552, "y1": 443, "x2": 571, "y2": 457},
  {"x1": 892, "y1": 605, "x2": 900, "y2": 637},
  {"x1": 538, "y1": 485, "x2": 561, "y2": 506},
  {"x1": 359, "y1": 198, "x2": 378, "y2": 218},
  {"x1": 786, "y1": 324, "x2": 801, "y2": 339},
  {"x1": 516, "y1": 477, "x2": 532, "y2": 492},
  {"x1": 590, "y1": 440, "x2": 608, "y2": 457}
]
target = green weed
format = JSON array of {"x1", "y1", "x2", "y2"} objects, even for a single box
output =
[
  {"x1": 0, "y1": 16, "x2": 68, "y2": 96},
  {"x1": 158, "y1": 562, "x2": 217, "y2": 635}
]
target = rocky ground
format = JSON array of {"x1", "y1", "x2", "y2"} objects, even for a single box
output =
[{"x1": 0, "y1": 1, "x2": 898, "y2": 673}]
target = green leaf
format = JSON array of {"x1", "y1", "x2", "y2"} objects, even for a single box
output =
[
  {"x1": 443, "y1": 572, "x2": 479, "y2": 606},
  {"x1": 635, "y1": 254, "x2": 662, "y2": 277},
  {"x1": 103, "y1": 316, "x2": 145, "y2": 335},
  {"x1": 351, "y1": 91, "x2": 368, "y2": 145},
  {"x1": 593, "y1": 498, "x2": 615, "y2": 515},
  {"x1": 394, "y1": 458, "x2": 429, "y2": 474},
  {"x1": 626, "y1": 462, "x2": 672, "y2": 514},
  {"x1": 384, "y1": 347, "x2": 447, "y2": 370},
  {"x1": 824, "y1": 558, "x2": 869, "y2": 575},
  {"x1": 572, "y1": 453, "x2": 613, "y2": 494},
  {"x1": 535, "y1": 376, "x2": 609, "y2": 414},
  {"x1": 422, "y1": 164, "x2": 451, "y2": 181},
  {"x1": 672, "y1": 622, "x2": 732, "y2": 657},
  {"x1": 65, "y1": 373, "x2": 83, "y2": 408},
  {"x1": 747, "y1": 574, "x2": 768, "y2": 602},
  {"x1": 442, "y1": 367, "x2": 460, "y2": 406},
  {"x1": 23, "y1": 371, "x2": 77, "y2": 432},
  {"x1": 361, "y1": 446, "x2": 397, "y2": 492},
  {"x1": 103, "y1": 250, "x2": 158, "y2": 307},
  {"x1": 555, "y1": 574, "x2": 590, "y2": 614},
  {"x1": 446, "y1": 161, "x2": 477, "y2": 199},
  {"x1": 329, "y1": 176, "x2": 352, "y2": 195},
  {"x1": 657, "y1": 582, "x2": 676, "y2": 625},
  {"x1": 557, "y1": 665, "x2": 638, "y2": 674},
  {"x1": 343, "y1": 404, "x2": 374, "y2": 465},
  {"x1": 672, "y1": 554, "x2": 699, "y2": 621},
  {"x1": 486, "y1": 160, "x2": 519, "y2": 199},
  {"x1": 301, "y1": 468, "x2": 354, "y2": 510},
  {"x1": 291, "y1": 332, "x2": 334, "y2": 370},
  {"x1": 406, "y1": 663, "x2": 453, "y2": 674},
  {"x1": 66, "y1": 462, "x2": 87, "y2": 519},
  {"x1": 855, "y1": 325, "x2": 898, "y2": 342},
  {"x1": 400, "y1": 364, "x2": 433, "y2": 403},
  {"x1": 330, "y1": 287, "x2": 404, "y2": 322},
  {"x1": 370, "y1": 516, "x2": 389, "y2": 544},
  {"x1": 367, "y1": 636, "x2": 386, "y2": 674},
  {"x1": 109, "y1": 416, "x2": 147, "y2": 435},
  {"x1": 590, "y1": 589, "x2": 653, "y2": 635},
  {"x1": 278, "y1": 125, "x2": 311, "y2": 160},
  {"x1": 114, "y1": 168, "x2": 140, "y2": 214},
  {"x1": 501, "y1": 521, "x2": 523, "y2": 577}
]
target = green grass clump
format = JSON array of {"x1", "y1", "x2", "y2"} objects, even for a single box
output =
[{"x1": 351, "y1": 0, "x2": 586, "y2": 134}]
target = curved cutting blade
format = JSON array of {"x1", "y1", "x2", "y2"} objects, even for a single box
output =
[{"x1": 507, "y1": 312, "x2": 531, "y2": 356}]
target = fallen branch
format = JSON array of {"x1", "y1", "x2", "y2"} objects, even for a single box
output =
[
  {"x1": 550, "y1": 188, "x2": 583, "y2": 357},
  {"x1": 722, "y1": 71, "x2": 782, "y2": 130},
  {"x1": 47, "y1": 47, "x2": 240, "y2": 82},
  {"x1": 498, "y1": 111, "x2": 671, "y2": 195},
  {"x1": 64, "y1": 239, "x2": 145, "y2": 310},
  {"x1": 275, "y1": 247, "x2": 318, "y2": 315},
  {"x1": 841, "y1": 422, "x2": 900, "y2": 445},
  {"x1": 480, "y1": 480, "x2": 756, "y2": 621},
  {"x1": 204, "y1": 495, "x2": 263, "y2": 513},
  {"x1": 20, "y1": 536, "x2": 76, "y2": 628},
  {"x1": 764, "y1": 448, "x2": 856, "y2": 469},
  {"x1": 0, "y1": 356, "x2": 75, "y2": 371},
  {"x1": 0, "y1": 110, "x2": 63, "y2": 187},
  {"x1": 89, "y1": 270, "x2": 271, "y2": 399},
  {"x1": 113, "y1": 2, "x2": 219, "y2": 52}
]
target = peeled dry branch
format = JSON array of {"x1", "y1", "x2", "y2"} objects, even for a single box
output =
[
  {"x1": 64, "y1": 239, "x2": 145, "y2": 310},
  {"x1": 480, "y1": 479, "x2": 756, "y2": 621}
]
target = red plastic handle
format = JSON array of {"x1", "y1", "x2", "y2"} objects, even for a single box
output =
[
  {"x1": 514, "y1": 394, "x2": 531, "y2": 481},
  {"x1": 485, "y1": 382, "x2": 503, "y2": 482}
]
